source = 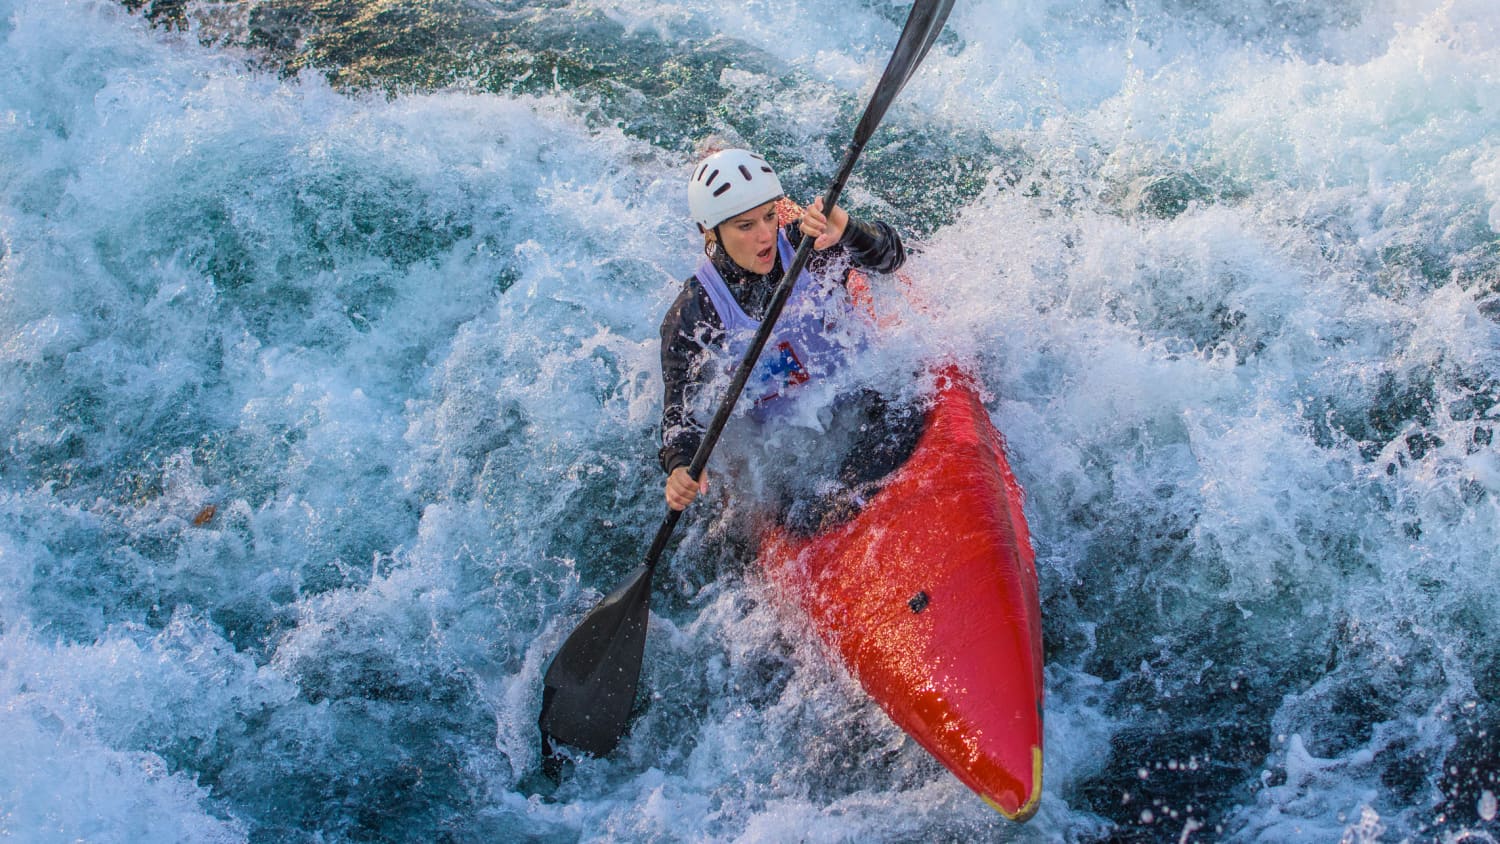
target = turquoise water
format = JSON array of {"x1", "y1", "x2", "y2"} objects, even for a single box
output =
[{"x1": 2, "y1": 0, "x2": 1498, "y2": 840}]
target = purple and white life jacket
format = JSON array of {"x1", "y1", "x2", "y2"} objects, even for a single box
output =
[{"x1": 694, "y1": 229, "x2": 859, "y2": 417}]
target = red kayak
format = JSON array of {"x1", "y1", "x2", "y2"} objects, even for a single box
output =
[{"x1": 760, "y1": 366, "x2": 1044, "y2": 820}]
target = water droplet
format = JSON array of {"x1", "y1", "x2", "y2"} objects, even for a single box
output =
[
  {"x1": 1140, "y1": 809, "x2": 1155, "y2": 824},
  {"x1": 1480, "y1": 789, "x2": 1498, "y2": 822}
]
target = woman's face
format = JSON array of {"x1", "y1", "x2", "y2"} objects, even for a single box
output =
[{"x1": 714, "y1": 200, "x2": 779, "y2": 275}]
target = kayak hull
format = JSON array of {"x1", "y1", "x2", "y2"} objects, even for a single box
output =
[{"x1": 761, "y1": 367, "x2": 1044, "y2": 820}]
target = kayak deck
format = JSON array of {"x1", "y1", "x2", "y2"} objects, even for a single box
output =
[{"x1": 761, "y1": 367, "x2": 1044, "y2": 820}]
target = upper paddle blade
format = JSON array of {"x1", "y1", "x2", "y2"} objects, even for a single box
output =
[
  {"x1": 538, "y1": 564, "x2": 653, "y2": 756},
  {"x1": 853, "y1": 0, "x2": 956, "y2": 147}
]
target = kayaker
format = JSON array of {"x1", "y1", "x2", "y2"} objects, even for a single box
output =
[{"x1": 659, "y1": 147, "x2": 918, "y2": 523}]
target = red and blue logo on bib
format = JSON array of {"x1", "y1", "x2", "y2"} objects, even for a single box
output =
[{"x1": 754, "y1": 341, "x2": 810, "y2": 404}]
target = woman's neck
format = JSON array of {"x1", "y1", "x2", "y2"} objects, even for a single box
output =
[{"x1": 711, "y1": 239, "x2": 782, "y2": 318}]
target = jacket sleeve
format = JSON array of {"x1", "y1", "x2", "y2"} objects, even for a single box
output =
[
  {"x1": 658, "y1": 283, "x2": 714, "y2": 475},
  {"x1": 839, "y1": 217, "x2": 906, "y2": 274}
]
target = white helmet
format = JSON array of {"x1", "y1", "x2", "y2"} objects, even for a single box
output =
[{"x1": 688, "y1": 149, "x2": 784, "y2": 231}]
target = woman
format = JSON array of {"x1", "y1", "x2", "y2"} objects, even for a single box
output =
[{"x1": 659, "y1": 148, "x2": 911, "y2": 516}]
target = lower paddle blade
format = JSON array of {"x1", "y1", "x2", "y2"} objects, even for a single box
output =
[{"x1": 538, "y1": 565, "x2": 653, "y2": 756}]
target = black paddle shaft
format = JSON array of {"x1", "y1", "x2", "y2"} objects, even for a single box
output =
[{"x1": 540, "y1": 0, "x2": 955, "y2": 759}]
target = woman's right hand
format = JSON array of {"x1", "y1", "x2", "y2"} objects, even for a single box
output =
[{"x1": 665, "y1": 467, "x2": 708, "y2": 511}]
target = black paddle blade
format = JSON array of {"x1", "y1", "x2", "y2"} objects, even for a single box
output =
[
  {"x1": 538, "y1": 564, "x2": 653, "y2": 756},
  {"x1": 853, "y1": 0, "x2": 956, "y2": 147}
]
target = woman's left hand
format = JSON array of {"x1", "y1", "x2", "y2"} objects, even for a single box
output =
[{"x1": 800, "y1": 197, "x2": 849, "y2": 250}]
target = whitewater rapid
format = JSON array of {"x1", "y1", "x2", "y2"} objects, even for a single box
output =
[{"x1": 2, "y1": 0, "x2": 1497, "y2": 840}]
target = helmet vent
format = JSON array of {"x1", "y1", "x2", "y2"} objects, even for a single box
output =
[
  {"x1": 712, "y1": 183, "x2": 732, "y2": 197},
  {"x1": 739, "y1": 164, "x2": 753, "y2": 180}
]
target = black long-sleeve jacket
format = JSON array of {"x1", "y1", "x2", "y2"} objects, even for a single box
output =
[{"x1": 658, "y1": 216, "x2": 906, "y2": 475}]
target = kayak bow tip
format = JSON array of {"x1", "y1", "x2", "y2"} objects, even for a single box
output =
[{"x1": 980, "y1": 744, "x2": 1044, "y2": 822}]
